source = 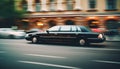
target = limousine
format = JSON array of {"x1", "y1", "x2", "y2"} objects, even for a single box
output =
[{"x1": 25, "y1": 25, "x2": 106, "y2": 45}]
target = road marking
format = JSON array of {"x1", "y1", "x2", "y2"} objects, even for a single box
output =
[
  {"x1": 25, "y1": 54, "x2": 66, "y2": 59},
  {"x1": 77, "y1": 47, "x2": 120, "y2": 51},
  {"x1": 93, "y1": 60, "x2": 120, "y2": 64},
  {"x1": 18, "y1": 60, "x2": 81, "y2": 69}
]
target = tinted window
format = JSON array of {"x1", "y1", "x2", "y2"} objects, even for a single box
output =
[
  {"x1": 80, "y1": 26, "x2": 91, "y2": 32},
  {"x1": 71, "y1": 26, "x2": 77, "y2": 32},
  {"x1": 60, "y1": 26, "x2": 71, "y2": 32}
]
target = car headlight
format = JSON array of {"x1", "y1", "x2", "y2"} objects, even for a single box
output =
[
  {"x1": 98, "y1": 34, "x2": 103, "y2": 39},
  {"x1": 25, "y1": 34, "x2": 29, "y2": 37}
]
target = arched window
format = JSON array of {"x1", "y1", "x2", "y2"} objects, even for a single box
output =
[
  {"x1": 88, "y1": 20, "x2": 99, "y2": 28},
  {"x1": 35, "y1": 0, "x2": 41, "y2": 12},
  {"x1": 65, "y1": 20, "x2": 75, "y2": 25},
  {"x1": 48, "y1": 20, "x2": 56, "y2": 27},
  {"x1": 21, "y1": 0, "x2": 27, "y2": 11},
  {"x1": 105, "y1": 19, "x2": 119, "y2": 29}
]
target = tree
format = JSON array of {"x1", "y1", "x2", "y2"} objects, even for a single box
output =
[{"x1": 0, "y1": 0, "x2": 24, "y2": 28}]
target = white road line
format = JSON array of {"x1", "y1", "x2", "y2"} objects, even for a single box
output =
[
  {"x1": 78, "y1": 47, "x2": 120, "y2": 51},
  {"x1": 93, "y1": 60, "x2": 120, "y2": 64},
  {"x1": 25, "y1": 54, "x2": 66, "y2": 59},
  {"x1": 18, "y1": 60, "x2": 81, "y2": 69}
]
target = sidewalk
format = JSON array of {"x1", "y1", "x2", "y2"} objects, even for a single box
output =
[{"x1": 105, "y1": 35, "x2": 120, "y2": 41}]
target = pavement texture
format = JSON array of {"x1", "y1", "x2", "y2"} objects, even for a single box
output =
[{"x1": 105, "y1": 35, "x2": 120, "y2": 41}]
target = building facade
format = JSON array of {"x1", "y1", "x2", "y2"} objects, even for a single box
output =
[{"x1": 14, "y1": 0, "x2": 120, "y2": 31}]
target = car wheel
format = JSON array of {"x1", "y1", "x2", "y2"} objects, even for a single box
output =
[
  {"x1": 32, "y1": 37, "x2": 38, "y2": 44},
  {"x1": 78, "y1": 39, "x2": 89, "y2": 46},
  {"x1": 9, "y1": 35, "x2": 15, "y2": 39}
]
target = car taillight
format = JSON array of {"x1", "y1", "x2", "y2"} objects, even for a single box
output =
[{"x1": 98, "y1": 34, "x2": 103, "y2": 39}]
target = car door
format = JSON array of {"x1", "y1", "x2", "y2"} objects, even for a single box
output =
[
  {"x1": 39, "y1": 26, "x2": 60, "y2": 43},
  {"x1": 56, "y1": 26, "x2": 77, "y2": 43}
]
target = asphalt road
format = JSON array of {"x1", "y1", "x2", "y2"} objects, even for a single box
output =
[{"x1": 0, "y1": 39, "x2": 120, "y2": 69}]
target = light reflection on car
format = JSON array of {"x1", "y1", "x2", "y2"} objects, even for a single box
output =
[
  {"x1": 0, "y1": 28, "x2": 26, "y2": 39},
  {"x1": 25, "y1": 25, "x2": 106, "y2": 46}
]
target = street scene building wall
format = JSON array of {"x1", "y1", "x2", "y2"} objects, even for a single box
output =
[{"x1": 14, "y1": 0, "x2": 120, "y2": 31}]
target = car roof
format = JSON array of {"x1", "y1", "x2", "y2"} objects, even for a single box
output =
[{"x1": 54, "y1": 25, "x2": 85, "y2": 27}]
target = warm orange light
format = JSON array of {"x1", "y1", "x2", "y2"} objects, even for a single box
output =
[
  {"x1": 87, "y1": 16, "x2": 98, "y2": 20},
  {"x1": 93, "y1": 21, "x2": 99, "y2": 24},
  {"x1": 22, "y1": 19, "x2": 29, "y2": 22},
  {"x1": 107, "y1": 16, "x2": 115, "y2": 19},
  {"x1": 37, "y1": 22, "x2": 43, "y2": 26},
  {"x1": 89, "y1": 17, "x2": 96, "y2": 19}
]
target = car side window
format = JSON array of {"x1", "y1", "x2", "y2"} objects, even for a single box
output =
[
  {"x1": 48, "y1": 26, "x2": 60, "y2": 32},
  {"x1": 80, "y1": 26, "x2": 91, "y2": 32},
  {"x1": 76, "y1": 26, "x2": 81, "y2": 32},
  {"x1": 71, "y1": 26, "x2": 77, "y2": 32},
  {"x1": 60, "y1": 26, "x2": 71, "y2": 32}
]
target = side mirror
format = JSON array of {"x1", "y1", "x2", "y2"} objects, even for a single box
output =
[{"x1": 46, "y1": 30, "x2": 49, "y2": 34}]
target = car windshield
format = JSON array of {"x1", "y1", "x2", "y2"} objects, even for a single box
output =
[
  {"x1": 80, "y1": 26, "x2": 92, "y2": 32},
  {"x1": 48, "y1": 26, "x2": 60, "y2": 31}
]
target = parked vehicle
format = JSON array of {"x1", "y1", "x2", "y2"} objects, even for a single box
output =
[
  {"x1": 25, "y1": 25, "x2": 106, "y2": 46},
  {"x1": 91, "y1": 28, "x2": 106, "y2": 33},
  {"x1": 0, "y1": 28, "x2": 26, "y2": 39}
]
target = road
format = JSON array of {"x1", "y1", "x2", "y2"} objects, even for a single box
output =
[{"x1": 0, "y1": 39, "x2": 120, "y2": 69}]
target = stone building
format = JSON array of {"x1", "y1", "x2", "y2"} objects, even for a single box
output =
[{"x1": 14, "y1": 0, "x2": 120, "y2": 31}]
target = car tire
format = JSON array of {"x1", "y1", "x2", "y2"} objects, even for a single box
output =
[
  {"x1": 78, "y1": 39, "x2": 89, "y2": 46},
  {"x1": 9, "y1": 35, "x2": 15, "y2": 39},
  {"x1": 32, "y1": 37, "x2": 38, "y2": 44}
]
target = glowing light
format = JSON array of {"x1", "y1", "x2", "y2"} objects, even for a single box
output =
[
  {"x1": 107, "y1": 16, "x2": 115, "y2": 19},
  {"x1": 37, "y1": 22, "x2": 44, "y2": 26}
]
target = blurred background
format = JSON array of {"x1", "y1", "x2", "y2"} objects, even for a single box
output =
[{"x1": 0, "y1": 0, "x2": 120, "y2": 40}]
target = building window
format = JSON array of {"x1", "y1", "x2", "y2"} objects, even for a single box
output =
[
  {"x1": 88, "y1": 20, "x2": 99, "y2": 28},
  {"x1": 21, "y1": 21, "x2": 29, "y2": 30},
  {"x1": 65, "y1": 20, "x2": 75, "y2": 25},
  {"x1": 21, "y1": 0, "x2": 27, "y2": 11},
  {"x1": 106, "y1": 0, "x2": 116, "y2": 10},
  {"x1": 66, "y1": 0, "x2": 74, "y2": 10},
  {"x1": 89, "y1": 0, "x2": 96, "y2": 9},
  {"x1": 49, "y1": 0, "x2": 56, "y2": 11},
  {"x1": 35, "y1": 0, "x2": 41, "y2": 12},
  {"x1": 105, "y1": 19, "x2": 118, "y2": 29},
  {"x1": 48, "y1": 20, "x2": 56, "y2": 27}
]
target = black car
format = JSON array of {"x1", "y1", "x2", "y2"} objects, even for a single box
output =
[{"x1": 25, "y1": 25, "x2": 106, "y2": 45}]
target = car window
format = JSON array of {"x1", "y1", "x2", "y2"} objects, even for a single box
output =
[
  {"x1": 80, "y1": 26, "x2": 91, "y2": 32},
  {"x1": 60, "y1": 26, "x2": 71, "y2": 32},
  {"x1": 71, "y1": 26, "x2": 77, "y2": 32},
  {"x1": 48, "y1": 26, "x2": 60, "y2": 32},
  {"x1": 76, "y1": 26, "x2": 81, "y2": 32},
  {"x1": 0, "y1": 28, "x2": 14, "y2": 31}
]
